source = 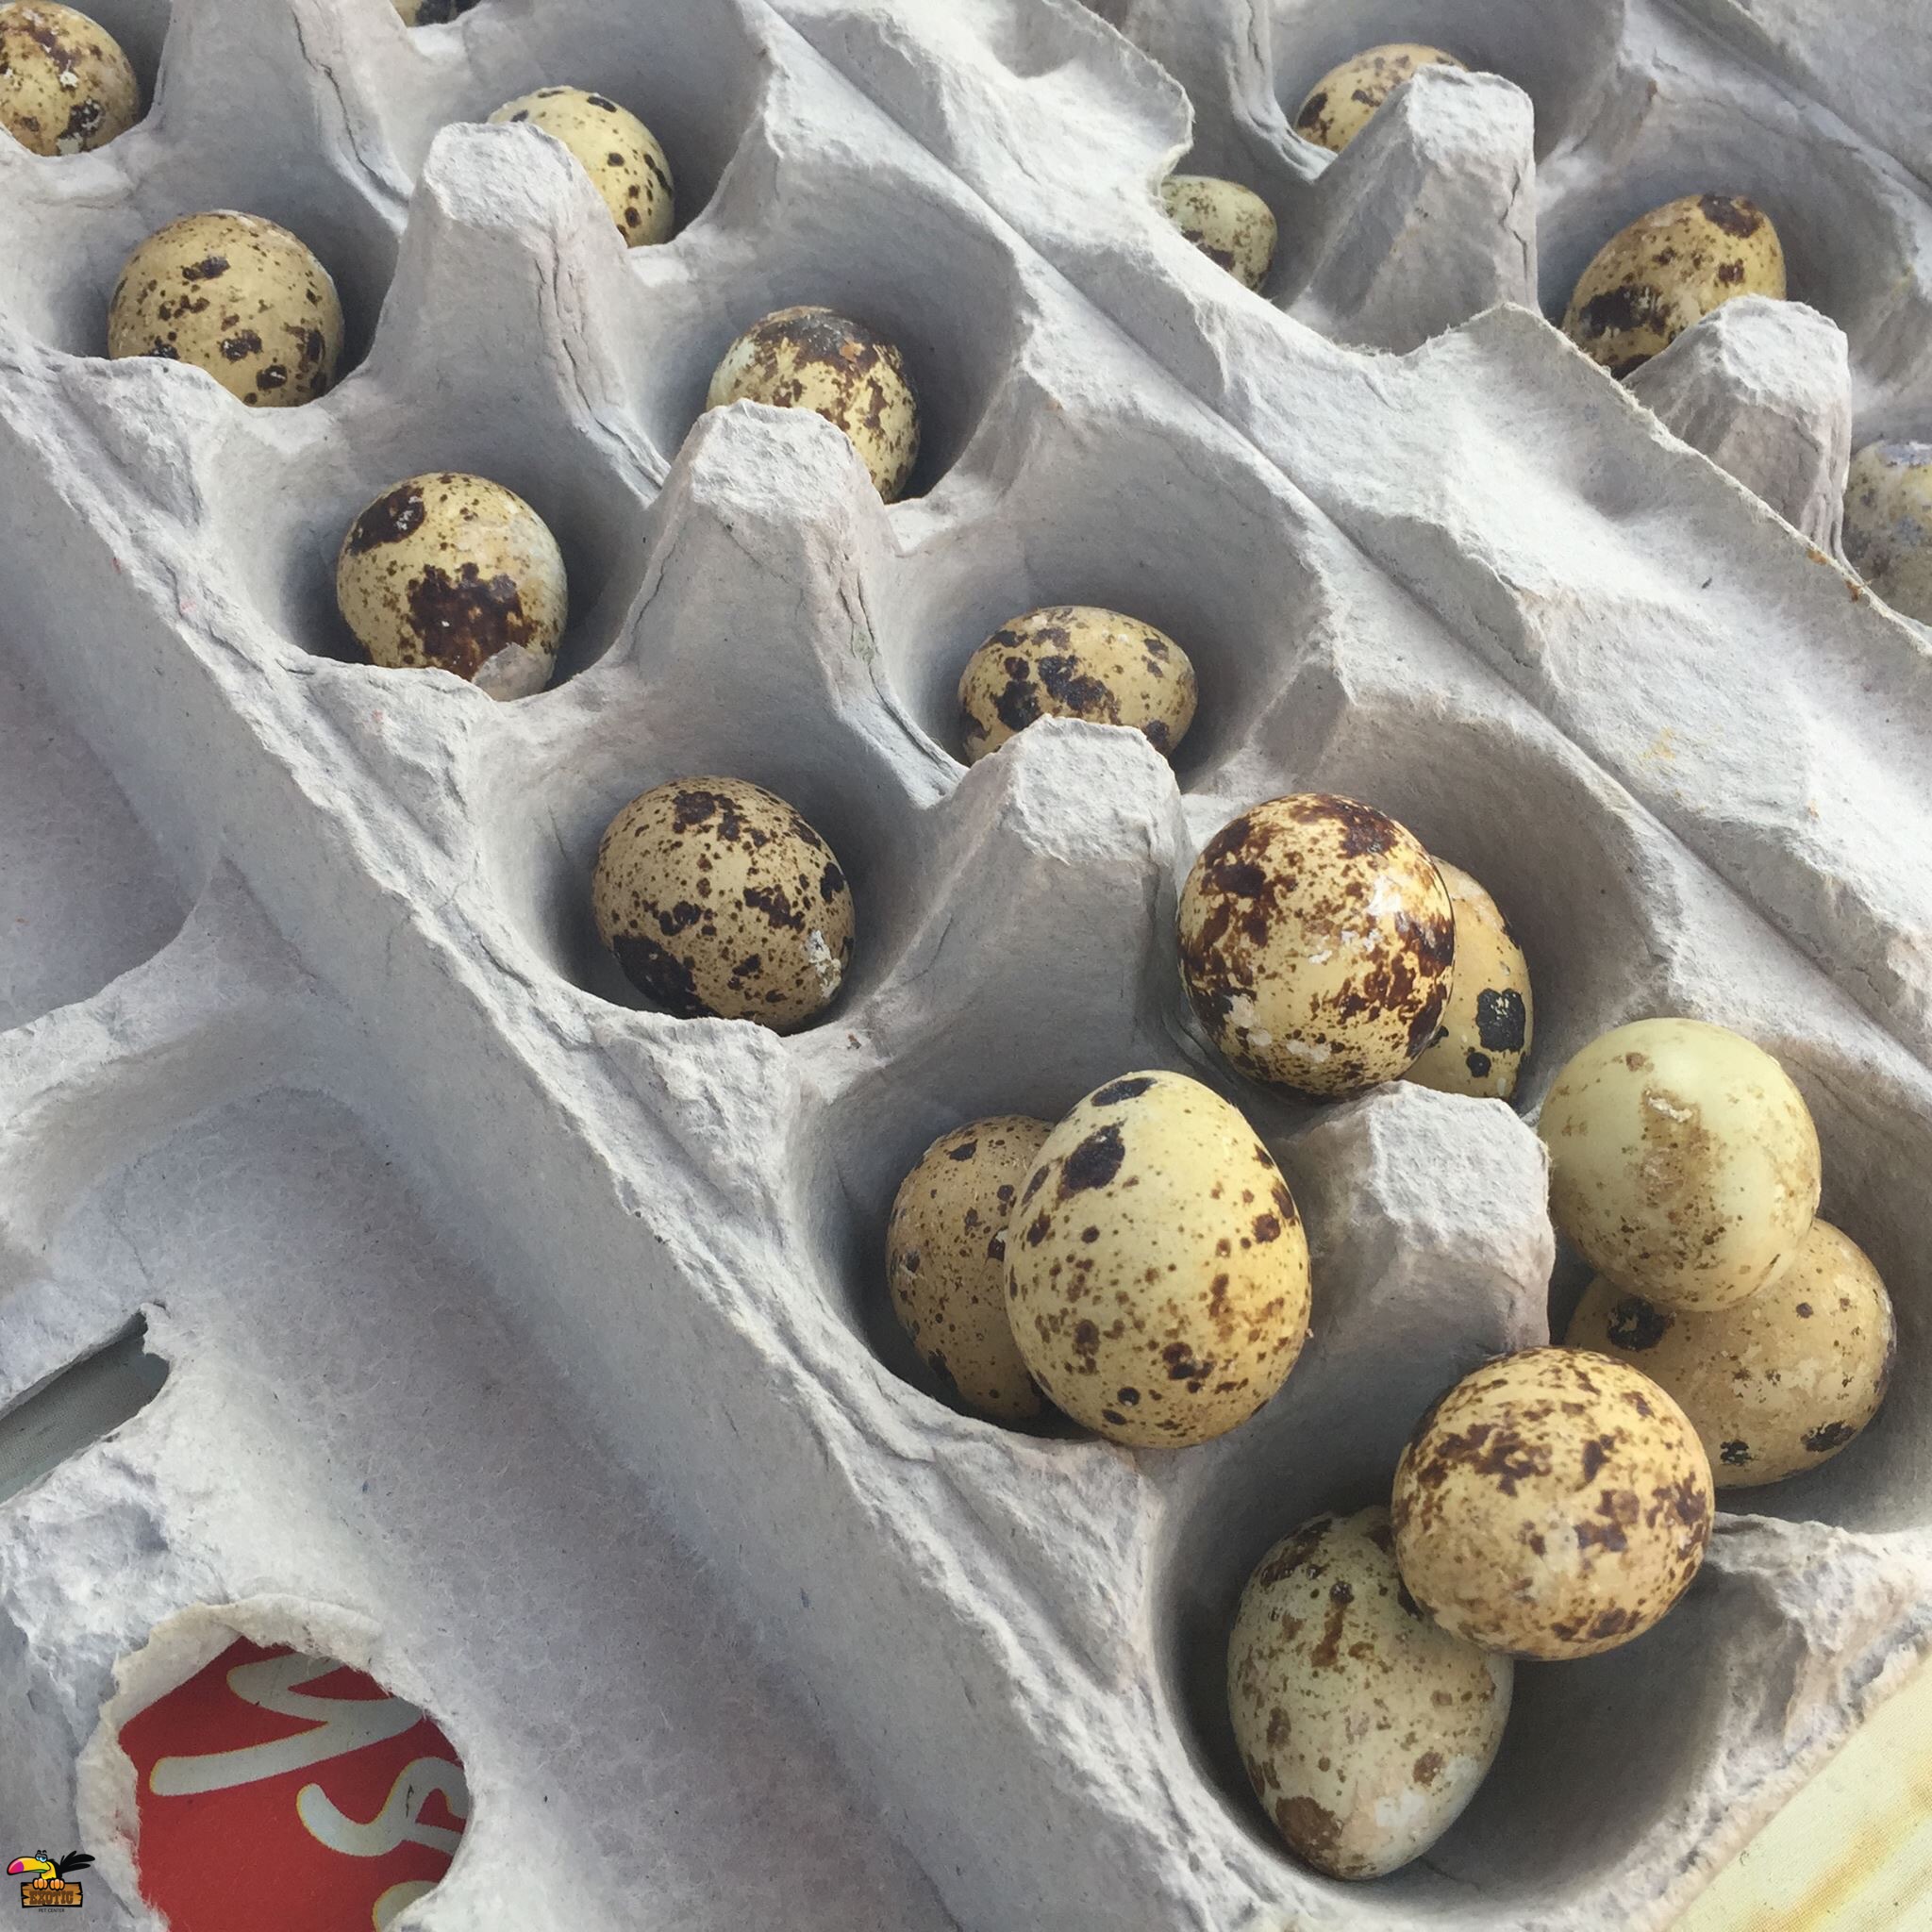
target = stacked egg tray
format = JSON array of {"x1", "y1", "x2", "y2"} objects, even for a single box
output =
[{"x1": 5, "y1": 0, "x2": 1932, "y2": 1927}]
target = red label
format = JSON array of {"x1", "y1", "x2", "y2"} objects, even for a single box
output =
[{"x1": 118, "y1": 1638, "x2": 467, "y2": 1932}]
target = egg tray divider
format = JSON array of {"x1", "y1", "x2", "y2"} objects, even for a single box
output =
[{"x1": 3, "y1": 1, "x2": 1932, "y2": 1928}]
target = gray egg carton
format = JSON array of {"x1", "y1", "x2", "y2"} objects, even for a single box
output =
[{"x1": 3, "y1": 1, "x2": 1931, "y2": 1928}]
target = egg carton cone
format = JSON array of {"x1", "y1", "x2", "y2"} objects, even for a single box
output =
[{"x1": 2, "y1": 1, "x2": 1931, "y2": 1929}]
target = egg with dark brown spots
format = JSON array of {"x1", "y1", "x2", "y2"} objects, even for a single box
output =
[
  {"x1": 706, "y1": 306, "x2": 919, "y2": 502},
  {"x1": 1228, "y1": 1506, "x2": 1511, "y2": 1878},
  {"x1": 1177, "y1": 793, "x2": 1455, "y2": 1098},
  {"x1": 1392, "y1": 1346, "x2": 1713, "y2": 1659},
  {"x1": 958, "y1": 606, "x2": 1198, "y2": 763},
  {"x1": 488, "y1": 85, "x2": 674, "y2": 246},
  {"x1": 591, "y1": 778, "x2": 854, "y2": 1031},
  {"x1": 1403, "y1": 861, "x2": 1532, "y2": 1101},
  {"x1": 887, "y1": 1116, "x2": 1052, "y2": 1422},
  {"x1": 1004, "y1": 1070, "x2": 1309, "y2": 1447},
  {"x1": 392, "y1": 0, "x2": 482, "y2": 23},
  {"x1": 1159, "y1": 175, "x2": 1277, "y2": 291},
  {"x1": 1293, "y1": 43, "x2": 1466, "y2": 154},
  {"x1": 1843, "y1": 439, "x2": 1932, "y2": 625},
  {"x1": 0, "y1": 1, "x2": 136, "y2": 154},
  {"x1": 108, "y1": 211, "x2": 343, "y2": 407}
]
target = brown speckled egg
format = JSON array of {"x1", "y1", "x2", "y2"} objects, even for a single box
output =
[
  {"x1": 108, "y1": 211, "x2": 344, "y2": 407},
  {"x1": 1228, "y1": 1506, "x2": 1512, "y2": 1878},
  {"x1": 1391, "y1": 1346, "x2": 1713, "y2": 1659},
  {"x1": 1177, "y1": 794, "x2": 1455, "y2": 1098},
  {"x1": 1004, "y1": 1071, "x2": 1310, "y2": 1447},
  {"x1": 336, "y1": 473, "x2": 567, "y2": 699},
  {"x1": 887, "y1": 1116, "x2": 1052, "y2": 1422},
  {"x1": 392, "y1": 0, "x2": 482, "y2": 23},
  {"x1": 0, "y1": 3, "x2": 136, "y2": 155},
  {"x1": 488, "y1": 86, "x2": 674, "y2": 246},
  {"x1": 591, "y1": 777, "x2": 854, "y2": 1031},
  {"x1": 706, "y1": 306, "x2": 920, "y2": 502},
  {"x1": 1844, "y1": 439, "x2": 1932, "y2": 625},
  {"x1": 1293, "y1": 43, "x2": 1466, "y2": 154},
  {"x1": 958, "y1": 606, "x2": 1198, "y2": 763},
  {"x1": 1403, "y1": 861, "x2": 1532, "y2": 1101},
  {"x1": 1159, "y1": 175, "x2": 1277, "y2": 291},
  {"x1": 1562, "y1": 194, "x2": 1786, "y2": 379},
  {"x1": 1565, "y1": 1220, "x2": 1894, "y2": 1489},
  {"x1": 1538, "y1": 1017, "x2": 1821, "y2": 1311}
]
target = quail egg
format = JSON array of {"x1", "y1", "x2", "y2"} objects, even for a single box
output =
[
  {"x1": 108, "y1": 211, "x2": 344, "y2": 407},
  {"x1": 1004, "y1": 1071, "x2": 1310, "y2": 1447},
  {"x1": 1159, "y1": 175, "x2": 1277, "y2": 291},
  {"x1": 1562, "y1": 194, "x2": 1786, "y2": 379},
  {"x1": 887, "y1": 1116, "x2": 1053, "y2": 1422},
  {"x1": 488, "y1": 86, "x2": 674, "y2": 246},
  {"x1": 336, "y1": 473, "x2": 567, "y2": 699},
  {"x1": 1843, "y1": 439, "x2": 1932, "y2": 625},
  {"x1": 0, "y1": 2, "x2": 136, "y2": 154},
  {"x1": 1177, "y1": 794, "x2": 1455, "y2": 1098},
  {"x1": 706, "y1": 306, "x2": 920, "y2": 502},
  {"x1": 1538, "y1": 1017, "x2": 1821, "y2": 1311},
  {"x1": 1293, "y1": 44, "x2": 1466, "y2": 154},
  {"x1": 591, "y1": 777, "x2": 854, "y2": 1031},
  {"x1": 1402, "y1": 861, "x2": 1532, "y2": 1101},
  {"x1": 1391, "y1": 1346, "x2": 1713, "y2": 1659},
  {"x1": 1566, "y1": 1219, "x2": 1895, "y2": 1489},
  {"x1": 958, "y1": 606, "x2": 1198, "y2": 763},
  {"x1": 393, "y1": 0, "x2": 482, "y2": 22},
  {"x1": 1229, "y1": 1506, "x2": 1512, "y2": 1878}
]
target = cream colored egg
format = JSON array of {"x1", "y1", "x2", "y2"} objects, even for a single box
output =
[
  {"x1": 958, "y1": 606, "x2": 1198, "y2": 763},
  {"x1": 0, "y1": 3, "x2": 137, "y2": 155},
  {"x1": 1538, "y1": 1017, "x2": 1821, "y2": 1311},
  {"x1": 108, "y1": 211, "x2": 344, "y2": 407},
  {"x1": 1392, "y1": 1347, "x2": 1713, "y2": 1659},
  {"x1": 1177, "y1": 794, "x2": 1455, "y2": 1098},
  {"x1": 1293, "y1": 43, "x2": 1466, "y2": 154},
  {"x1": 706, "y1": 306, "x2": 920, "y2": 502},
  {"x1": 1843, "y1": 440, "x2": 1932, "y2": 625},
  {"x1": 489, "y1": 86, "x2": 674, "y2": 246},
  {"x1": 1004, "y1": 1071, "x2": 1310, "y2": 1447},
  {"x1": 591, "y1": 777, "x2": 855, "y2": 1031},
  {"x1": 335, "y1": 473, "x2": 567, "y2": 699},
  {"x1": 392, "y1": 0, "x2": 482, "y2": 23},
  {"x1": 1159, "y1": 175, "x2": 1277, "y2": 291},
  {"x1": 1403, "y1": 861, "x2": 1532, "y2": 1101},
  {"x1": 887, "y1": 1116, "x2": 1052, "y2": 1423},
  {"x1": 1562, "y1": 194, "x2": 1786, "y2": 378},
  {"x1": 1229, "y1": 1506, "x2": 1512, "y2": 1878},
  {"x1": 1565, "y1": 1220, "x2": 1894, "y2": 1489}
]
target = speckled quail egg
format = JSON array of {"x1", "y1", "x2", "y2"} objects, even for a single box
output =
[
  {"x1": 1004, "y1": 1071, "x2": 1310, "y2": 1447},
  {"x1": 1159, "y1": 175, "x2": 1277, "y2": 291},
  {"x1": 887, "y1": 1116, "x2": 1053, "y2": 1422},
  {"x1": 1562, "y1": 194, "x2": 1786, "y2": 379},
  {"x1": 392, "y1": 0, "x2": 482, "y2": 23},
  {"x1": 488, "y1": 86, "x2": 674, "y2": 247},
  {"x1": 1293, "y1": 44, "x2": 1466, "y2": 154},
  {"x1": 1229, "y1": 1506, "x2": 1512, "y2": 1878},
  {"x1": 108, "y1": 211, "x2": 344, "y2": 407},
  {"x1": 1843, "y1": 439, "x2": 1932, "y2": 625},
  {"x1": 0, "y1": 2, "x2": 136, "y2": 154},
  {"x1": 1565, "y1": 1219, "x2": 1895, "y2": 1489},
  {"x1": 1392, "y1": 1346, "x2": 1713, "y2": 1659},
  {"x1": 1538, "y1": 1017, "x2": 1821, "y2": 1312},
  {"x1": 706, "y1": 306, "x2": 920, "y2": 502},
  {"x1": 1402, "y1": 861, "x2": 1532, "y2": 1101},
  {"x1": 1177, "y1": 794, "x2": 1455, "y2": 1099},
  {"x1": 591, "y1": 777, "x2": 854, "y2": 1031},
  {"x1": 958, "y1": 606, "x2": 1199, "y2": 763},
  {"x1": 336, "y1": 473, "x2": 567, "y2": 699}
]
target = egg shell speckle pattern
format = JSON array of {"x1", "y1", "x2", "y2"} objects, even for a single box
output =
[
  {"x1": 0, "y1": 1, "x2": 136, "y2": 154},
  {"x1": 887, "y1": 1116, "x2": 1052, "y2": 1423},
  {"x1": 1402, "y1": 861, "x2": 1533, "y2": 1101},
  {"x1": 1538, "y1": 1017, "x2": 1822, "y2": 1312},
  {"x1": 1565, "y1": 1220, "x2": 1896, "y2": 1489},
  {"x1": 1177, "y1": 793, "x2": 1455, "y2": 1099},
  {"x1": 1228, "y1": 1506, "x2": 1512, "y2": 1879},
  {"x1": 591, "y1": 778, "x2": 855, "y2": 1033},
  {"x1": 1004, "y1": 1071, "x2": 1310, "y2": 1447},
  {"x1": 1562, "y1": 194, "x2": 1788, "y2": 379},
  {"x1": 1293, "y1": 44, "x2": 1466, "y2": 154},
  {"x1": 706, "y1": 305, "x2": 920, "y2": 502},
  {"x1": 488, "y1": 86, "x2": 675, "y2": 247},
  {"x1": 1843, "y1": 440, "x2": 1932, "y2": 626},
  {"x1": 1159, "y1": 175, "x2": 1278, "y2": 291},
  {"x1": 107, "y1": 210, "x2": 345, "y2": 408},
  {"x1": 957, "y1": 606, "x2": 1199, "y2": 763}
]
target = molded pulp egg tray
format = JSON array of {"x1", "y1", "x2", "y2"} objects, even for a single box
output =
[{"x1": 4, "y1": 0, "x2": 1932, "y2": 1927}]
